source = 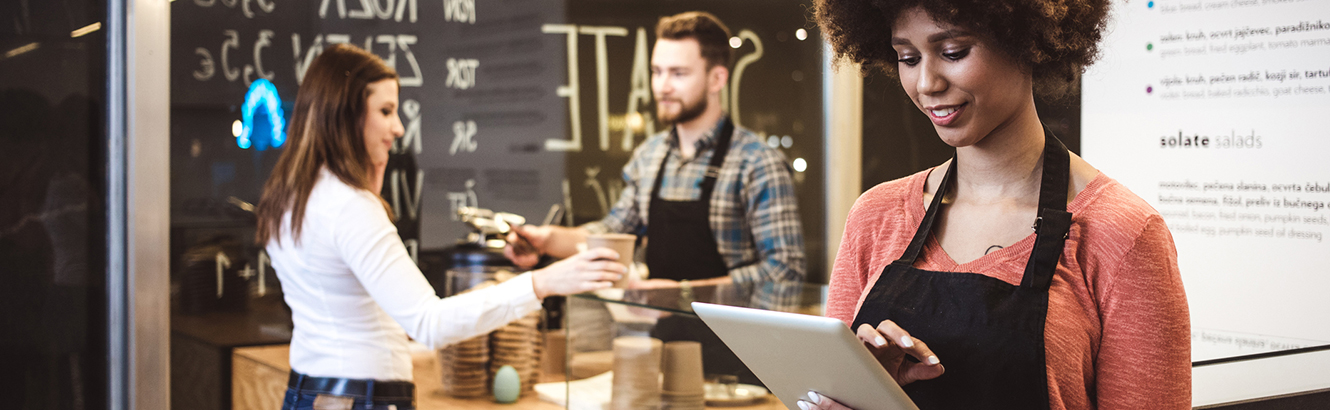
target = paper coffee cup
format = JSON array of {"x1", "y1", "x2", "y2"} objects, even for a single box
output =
[{"x1": 586, "y1": 233, "x2": 636, "y2": 288}]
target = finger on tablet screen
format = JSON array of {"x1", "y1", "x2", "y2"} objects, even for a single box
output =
[
  {"x1": 875, "y1": 321, "x2": 940, "y2": 366},
  {"x1": 856, "y1": 323, "x2": 889, "y2": 348}
]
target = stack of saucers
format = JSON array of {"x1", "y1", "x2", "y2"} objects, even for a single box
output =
[
  {"x1": 439, "y1": 333, "x2": 490, "y2": 398},
  {"x1": 489, "y1": 310, "x2": 543, "y2": 396}
]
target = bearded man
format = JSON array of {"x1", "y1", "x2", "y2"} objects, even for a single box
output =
[{"x1": 506, "y1": 11, "x2": 805, "y2": 309}]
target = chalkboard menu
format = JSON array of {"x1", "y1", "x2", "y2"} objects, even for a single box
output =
[{"x1": 169, "y1": 0, "x2": 827, "y2": 279}]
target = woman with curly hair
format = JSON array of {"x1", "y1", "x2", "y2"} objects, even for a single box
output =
[{"x1": 805, "y1": 1, "x2": 1190, "y2": 409}]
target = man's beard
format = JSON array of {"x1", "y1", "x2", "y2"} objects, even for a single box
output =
[{"x1": 656, "y1": 94, "x2": 707, "y2": 126}]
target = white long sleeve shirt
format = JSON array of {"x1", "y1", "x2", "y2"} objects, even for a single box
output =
[{"x1": 266, "y1": 168, "x2": 542, "y2": 381}]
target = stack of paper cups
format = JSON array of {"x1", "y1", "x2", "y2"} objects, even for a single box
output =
[
  {"x1": 611, "y1": 336, "x2": 663, "y2": 410},
  {"x1": 660, "y1": 341, "x2": 705, "y2": 410},
  {"x1": 540, "y1": 329, "x2": 567, "y2": 382}
]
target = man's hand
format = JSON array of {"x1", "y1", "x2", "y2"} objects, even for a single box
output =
[{"x1": 504, "y1": 225, "x2": 552, "y2": 269}]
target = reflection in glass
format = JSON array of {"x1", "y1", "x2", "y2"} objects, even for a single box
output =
[{"x1": 0, "y1": 0, "x2": 109, "y2": 407}]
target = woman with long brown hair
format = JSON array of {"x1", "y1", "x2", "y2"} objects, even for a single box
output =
[{"x1": 256, "y1": 44, "x2": 625, "y2": 410}]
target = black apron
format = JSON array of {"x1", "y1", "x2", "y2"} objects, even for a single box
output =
[
  {"x1": 644, "y1": 117, "x2": 735, "y2": 281},
  {"x1": 643, "y1": 117, "x2": 758, "y2": 384},
  {"x1": 852, "y1": 130, "x2": 1072, "y2": 410}
]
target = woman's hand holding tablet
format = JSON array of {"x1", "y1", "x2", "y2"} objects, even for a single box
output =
[
  {"x1": 855, "y1": 320, "x2": 945, "y2": 385},
  {"x1": 799, "y1": 321, "x2": 944, "y2": 410}
]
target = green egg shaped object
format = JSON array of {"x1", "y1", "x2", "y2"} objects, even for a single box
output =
[{"x1": 493, "y1": 364, "x2": 521, "y2": 403}]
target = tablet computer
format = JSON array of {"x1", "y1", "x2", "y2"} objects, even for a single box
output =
[{"x1": 691, "y1": 302, "x2": 918, "y2": 410}]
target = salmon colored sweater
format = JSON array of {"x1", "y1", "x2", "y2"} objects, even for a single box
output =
[{"x1": 828, "y1": 169, "x2": 1191, "y2": 410}]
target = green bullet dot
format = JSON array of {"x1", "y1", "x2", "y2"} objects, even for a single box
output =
[{"x1": 1147, "y1": 43, "x2": 1154, "y2": 51}]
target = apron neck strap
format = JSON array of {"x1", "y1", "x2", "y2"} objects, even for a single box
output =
[
  {"x1": 650, "y1": 116, "x2": 736, "y2": 203},
  {"x1": 895, "y1": 156, "x2": 956, "y2": 265},
  {"x1": 1020, "y1": 127, "x2": 1072, "y2": 289},
  {"x1": 895, "y1": 125, "x2": 1073, "y2": 286},
  {"x1": 1037, "y1": 127, "x2": 1070, "y2": 213}
]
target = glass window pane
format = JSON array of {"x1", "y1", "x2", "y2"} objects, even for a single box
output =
[{"x1": 0, "y1": 0, "x2": 109, "y2": 408}]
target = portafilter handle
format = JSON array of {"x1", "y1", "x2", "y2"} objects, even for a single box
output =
[
  {"x1": 492, "y1": 212, "x2": 526, "y2": 234},
  {"x1": 458, "y1": 207, "x2": 536, "y2": 253}
]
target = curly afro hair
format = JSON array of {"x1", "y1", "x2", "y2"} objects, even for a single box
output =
[{"x1": 815, "y1": 0, "x2": 1110, "y2": 97}]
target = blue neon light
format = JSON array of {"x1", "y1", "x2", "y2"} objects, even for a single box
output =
[{"x1": 238, "y1": 79, "x2": 286, "y2": 150}]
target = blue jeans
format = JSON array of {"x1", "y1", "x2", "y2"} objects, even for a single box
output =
[{"x1": 280, "y1": 388, "x2": 415, "y2": 410}]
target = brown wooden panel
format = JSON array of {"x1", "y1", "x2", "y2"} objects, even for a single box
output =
[{"x1": 232, "y1": 345, "x2": 289, "y2": 410}]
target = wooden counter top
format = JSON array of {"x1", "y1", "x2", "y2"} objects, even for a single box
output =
[
  {"x1": 232, "y1": 345, "x2": 784, "y2": 410},
  {"x1": 232, "y1": 344, "x2": 560, "y2": 410}
]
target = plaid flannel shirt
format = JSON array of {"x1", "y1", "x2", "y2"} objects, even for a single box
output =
[{"x1": 583, "y1": 117, "x2": 806, "y2": 309}]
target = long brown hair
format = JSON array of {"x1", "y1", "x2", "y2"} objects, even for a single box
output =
[{"x1": 256, "y1": 44, "x2": 398, "y2": 246}]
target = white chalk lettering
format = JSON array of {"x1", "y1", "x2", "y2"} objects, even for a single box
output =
[
  {"x1": 450, "y1": 120, "x2": 478, "y2": 155},
  {"x1": 194, "y1": 47, "x2": 216, "y2": 81},
  {"x1": 579, "y1": 26, "x2": 628, "y2": 151},
  {"x1": 390, "y1": 169, "x2": 425, "y2": 220},
  {"x1": 292, "y1": 34, "x2": 323, "y2": 84},
  {"x1": 396, "y1": 35, "x2": 422, "y2": 87},
  {"x1": 623, "y1": 27, "x2": 654, "y2": 150},
  {"x1": 394, "y1": 99, "x2": 422, "y2": 154},
  {"x1": 544, "y1": 24, "x2": 583, "y2": 151},
  {"x1": 222, "y1": 30, "x2": 241, "y2": 82},
  {"x1": 444, "y1": 0, "x2": 475, "y2": 24},
  {"x1": 445, "y1": 58, "x2": 479, "y2": 89},
  {"x1": 729, "y1": 30, "x2": 763, "y2": 130},
  {"x1": 447, "y1": 179, "x2": 479, "y2": 221},
  {"x1": 250, "y1": 29, "x2": 275, "y2": 83}
]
